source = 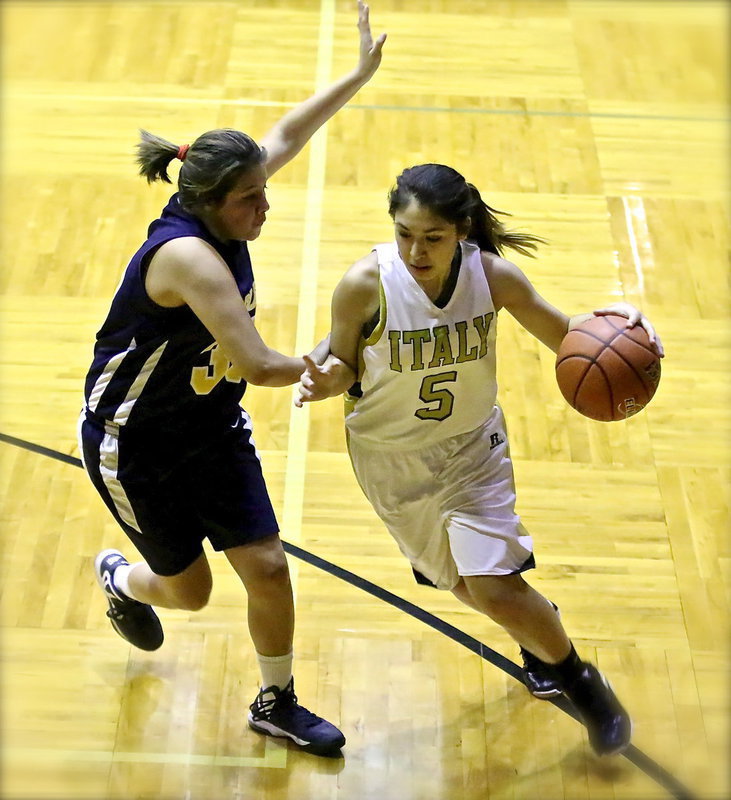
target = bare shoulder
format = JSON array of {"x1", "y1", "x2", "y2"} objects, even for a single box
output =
[
  {"x1": 480, "y1": 250, "x2": 529, "y2": 311},
  {"x1": 333, "y1": 250, "x2": 380, "y2": 318},
  {"x1": 151, "y1": 236, "x2": 233, "y2": 285},
  {"x1": 342, "y1": 249, "x2": 379, "y2": 287},
  {"x1": 147, "y1": 236, "x2": 231, "y2": 306},
  {"x1": 153, "y1": 236, "x2": 221, "y2": 268}
]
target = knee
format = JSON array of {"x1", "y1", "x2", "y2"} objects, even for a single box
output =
[
  {"x1": 226, "y1": 537, "x2": 293, "y2": 593},
  {"x1": 478, "y1": 593, "x2": 515, "y2": 622},
  {"x1": 464, "y1": 576, "x2": 526, "y2": 622},
  {"x1": 177, "y1": 588, "x2": 211, "y2": 612},
  {"x1": 246, "y1": 551, "x2": 292, "y2": 593},
  {"x1": 166, "y1": 579, "x2": 212, "y2": 612},
  {"x1": 257, "y1": 553, "x2": 291, "y2": 587}
]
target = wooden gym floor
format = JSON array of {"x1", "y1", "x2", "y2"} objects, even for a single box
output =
[{"x1": 1, "y1": 1, "x2": 728, "y2": 798}]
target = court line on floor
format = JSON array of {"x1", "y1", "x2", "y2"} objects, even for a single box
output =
[
  {"x1": 2, "y1": 742, "x2": 288, "y2": 769},
  {"x1": 0, "y1": 431, "x2": 697, "y2": 800},
  {"x1": 280, "y1": 0, "x2": 334, "y2": 548},
  {"x1": 5, "y1": 90, "x2": 728, "y2": 124}
]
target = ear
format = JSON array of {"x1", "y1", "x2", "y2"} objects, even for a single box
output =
[{"x1": 457, "y1": 216, "x2": 471, "y2": 239}]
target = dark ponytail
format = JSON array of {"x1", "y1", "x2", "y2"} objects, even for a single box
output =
[
  {"x1": 465, "y1": 183, "x2": 546, "y2": 257},
  {"x1": 136, "y1": 130, "x2": 180, "y2": 184},
  {"x1": 135, "y1": 128, "x2": 265, "y2": 213},
  {"x1": 388, "y1": 164, "x2": 546, "y2": 257}
]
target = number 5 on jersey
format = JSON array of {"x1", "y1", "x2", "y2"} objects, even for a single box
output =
[{"x1": 416, "y1": 370, "x2": 457, "y2": 421}]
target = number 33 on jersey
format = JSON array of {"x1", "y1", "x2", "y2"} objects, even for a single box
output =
[{"x1": 191, "y1": 342, "x2": 244, "y2": 396}]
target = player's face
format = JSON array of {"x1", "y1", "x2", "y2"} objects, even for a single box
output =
[
  {"x1": 393, "y1": 199, "x2": 465, "y2": 298},
  {"x1": 204, "y1": 164, "x2": 270, "y2": 242}
]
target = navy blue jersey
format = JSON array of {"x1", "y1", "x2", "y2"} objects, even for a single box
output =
[{"x1": 84, "y1": 193, "x2": 255, "y2": 431}]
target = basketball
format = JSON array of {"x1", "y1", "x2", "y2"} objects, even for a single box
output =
[{"x1": 555, "y1": 314, "x2": 661, "y2": 422}]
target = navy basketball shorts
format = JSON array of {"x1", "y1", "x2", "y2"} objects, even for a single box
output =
[{"x1": 78, "y1": 408, "x2": 280, "y2": 576}]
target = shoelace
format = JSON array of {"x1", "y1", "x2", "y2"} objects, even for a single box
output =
[
  {"x1": 106, "y1": 596, "x2": 141, "y2": 620},
  {"x1": 253, "y1": 688, "x2": 322, "y2": 729}
]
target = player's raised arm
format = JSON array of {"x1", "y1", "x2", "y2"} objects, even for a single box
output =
[{"x1": 261, "y1": 1, "x2": 386, "y2": 177}]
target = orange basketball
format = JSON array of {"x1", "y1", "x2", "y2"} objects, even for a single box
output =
[{"x1": 555, "y1": 314, "x2": 661, "y2": 422}]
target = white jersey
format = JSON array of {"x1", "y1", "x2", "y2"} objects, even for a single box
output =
[{"x1": 345, "y1": 240, "x2": 498, "y2": 449}]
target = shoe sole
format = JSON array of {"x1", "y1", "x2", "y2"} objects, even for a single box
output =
[
  {"x1": 530, "y1": 688, "x2": 563, "y2": 699},
  {"x1": 247, "y1": 715, "x2": 345, "y2": 756}
]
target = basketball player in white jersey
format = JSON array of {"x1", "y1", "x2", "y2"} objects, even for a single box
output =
[{"x1": 296, "y1": 163, "x2": 664, "y2": 757}]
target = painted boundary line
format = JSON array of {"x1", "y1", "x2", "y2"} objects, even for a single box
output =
[
  {"x1": 0, "y1": 430, "x2": 697, "y2": 800},
  {"x1": 2, "y1": 742, "x2": 287, "y2": 769},
  {"x1": 5, "y1": 91, "x2": 728, "y2": 124},
  {"x1": 280, "y1": 0, "x2": 335, "y2": 547}
]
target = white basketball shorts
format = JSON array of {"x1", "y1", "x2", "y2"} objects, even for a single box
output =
[{"x1": 346, "y1": 405, "x2": 534, "y2": 591}]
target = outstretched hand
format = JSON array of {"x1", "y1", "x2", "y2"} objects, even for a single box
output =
[
  {"x1": 295, "y1": 354, "x2": 356, "y2": 407},
  {"x1": 594, "y1": 302, "x2": 665, "y2": 357},
  {"x1": 295, "y1": 355, "x2": 320, "y2": 408},
  {"x1": 355, "y1": 1, "x2": 387, "y2": 82}
]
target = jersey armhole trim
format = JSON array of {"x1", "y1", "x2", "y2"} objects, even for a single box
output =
[
  {"x1": 140, "y1": 240, "x2": 185, "y2": 311},
  {"x1": 362, "y1": 269, "x2": 387, "y2": 347}
]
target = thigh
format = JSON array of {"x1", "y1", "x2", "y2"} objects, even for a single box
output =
[
  {"x1": 462, "y1": 572, "x2": 528, "y2": 604},
  {"x1": 347, "y1": 436, "x2": 459, "y2": 590},
  {"x1": 444, "y1": 410, "x2": 535, "y2": 577},
  {"x1": 83, "y1": 410, "x2": 280, "y2": 574},
  {"x1": 188, "y1": 410, "x2": 280, "y2": 551},
  {"x1": 79, "y1": 414, "x2": 204, "y2": 575}
]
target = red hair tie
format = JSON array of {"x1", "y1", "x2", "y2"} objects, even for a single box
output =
[{"x1": 176, "y1": 144, "x2": 190, "y2": 161}]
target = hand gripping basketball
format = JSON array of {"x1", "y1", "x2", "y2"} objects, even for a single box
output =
[{"x1": 556, "y1": 314, "x2": 662, "y2": 422}]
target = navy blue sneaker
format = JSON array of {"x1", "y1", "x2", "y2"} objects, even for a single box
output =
[
  {"x1": 520, "y1": 647, "x2": 563, "y2": 698},
  {"x1": 248, "y1": 678, "x2": 346, "y2": 756},
  {"x1": 564, "y1": 664, "x2": 632, "y2": 756},
  {"x1": 94, "y1": 549, "x2": 163, "y2": 651}
]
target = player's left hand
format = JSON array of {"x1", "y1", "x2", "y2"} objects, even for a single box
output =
[
  {"x1": 354, "y1": 1, "x2": 387, "y2": 82},
  {"x1": 594, "y1": 302, "x2": 664, "y2": 357}
]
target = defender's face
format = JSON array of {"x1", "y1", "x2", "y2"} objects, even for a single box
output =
[
  {"x1": 393, "y1": 199, "x2": 464, "y2": 297},
  {"x1": 206, "y1": 164, "x2": 270, "y2": 242}
]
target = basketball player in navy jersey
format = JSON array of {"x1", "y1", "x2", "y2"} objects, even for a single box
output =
[
  {"x1": 79, "y1": 1, "x2": 385, "y2": 757},
  {"x1": 296, "y1": 164, "x2": 664, "y2": 757}
]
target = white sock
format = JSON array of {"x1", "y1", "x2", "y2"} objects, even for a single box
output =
[
  {"x1": 112, "y1": 563, "x2": 140, "y2": 601},
  {"x1": 257, "y1": 651, "x2": 293, "y2": 692}
]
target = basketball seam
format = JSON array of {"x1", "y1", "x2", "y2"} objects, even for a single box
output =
[
  {"x1": 555, "y1": 355, "x2": 596, "y2": 407},
  {"x1": 606, "y1": 341, "x2": 653, "y2": 397},
  {"x1": 602, "y1": 315, "x2": 657, "y2": 358},
  {"x1": 567, "y1": 355, "x2": 614, "y2": 419},
  {"x1": 555, "y1": 329, "x2": 623, "y2": 368},
  {"x1": 568, "y1": 356, "x2": 595, "y2": 409},
  {"x1": 592, "y1": 359, "x2": 616, "y2": 418}
]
